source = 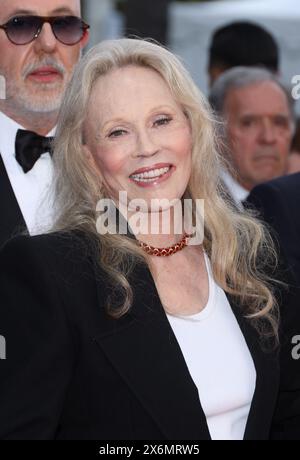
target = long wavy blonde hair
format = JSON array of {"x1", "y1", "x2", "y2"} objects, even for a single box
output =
[{"x1": 52, "y1": 38, "x2": 279, "y2": 339}]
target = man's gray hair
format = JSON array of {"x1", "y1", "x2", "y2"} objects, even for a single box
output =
[{"x1": 209, "y1": 66, "x2": 295, "y2": 122}]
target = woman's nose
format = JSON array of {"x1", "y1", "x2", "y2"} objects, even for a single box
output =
[{"x1": 134, "y1": 129, "x2": 159, "y2": 157}]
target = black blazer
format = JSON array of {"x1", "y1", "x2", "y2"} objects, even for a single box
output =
[
  {"x1": 0, "y1": 233, "x2": 299, "y2": 440},
  {"x1": 0, "y1": 154, "x2": 26, "y2": 248},
  {"x1": 246, "y1": 173, "x2": 300, "y2": 285}
]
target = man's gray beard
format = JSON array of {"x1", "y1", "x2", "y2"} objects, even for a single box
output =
[
  {"x1": 5, "y1": 81, "x2": 65, "y2": 114},
  {"x1": 4, "y1": 57, "x2": 72, "y2": 114},
  {"x1": 17, "y1": 88, "x2": 63, "y2": 113}
]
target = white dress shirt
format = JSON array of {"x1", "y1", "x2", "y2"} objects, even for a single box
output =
[
  {"x1": 221, "y1": 169, "x2": 249, "y2": 209},
  {"x1": 0, "y1": 111, "x2": 55, "y2": 234},
  {"x1": 167, "y1": 253, "x2": 256, "y2": 441}
]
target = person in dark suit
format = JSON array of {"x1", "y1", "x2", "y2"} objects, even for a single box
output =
[
  {"x1": 0, "y1": 38, "x2": 299, "y2": 441},
  {"x1": 0, "y1": 0, "x2": 89, "y2": 248},
  {"x1": 247, "y1": 172, "x2": 300, "y2": 285}
]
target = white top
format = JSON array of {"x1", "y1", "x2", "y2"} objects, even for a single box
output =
[
  {"x1": 0, "y1": 111, "x2": 55, "y2": 234},
  {"x1": 166, "y1": 253, "x2": 256, "y2": 441},
  {"x1": 221, "y1": 169, "x2": 249, "y2": 209}
]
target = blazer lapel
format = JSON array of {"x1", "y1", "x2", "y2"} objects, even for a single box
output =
[
  {"x1": 93, "y1": 228, "x2": 279, "y2": 441},
  {"x1": 0, "y1": 154, "x2": 26, "y2": 247},
  {"x1": 94, "y1": 261, "x2": 211, "y2": 440},
  {"x1": 229, "y1": 297, "x2": 279, "y2": 440}
]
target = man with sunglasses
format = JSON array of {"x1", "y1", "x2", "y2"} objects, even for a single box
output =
[{"x1": 0, "y1": 0, "x2": 89, "y2": 247}]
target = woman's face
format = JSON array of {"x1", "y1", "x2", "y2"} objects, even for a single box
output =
[{"x1": 83, "y1": 65, "x2": 192, "y2": 211}]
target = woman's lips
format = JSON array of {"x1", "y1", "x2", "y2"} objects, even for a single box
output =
[
  {"x1": 130, "y1": 163, "x2": 172, "y2": 175},
  {"x1": 129, "y1": 164, "x2": 175, "y2": 188}
]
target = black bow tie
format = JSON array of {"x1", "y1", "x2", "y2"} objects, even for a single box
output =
[{"x1": 15, "y1": 129, "x2": 54, "y2": 173}]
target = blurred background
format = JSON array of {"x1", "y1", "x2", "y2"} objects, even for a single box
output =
[{"x1": 81, "y1": 0, "x2": 300, "y2": 112}]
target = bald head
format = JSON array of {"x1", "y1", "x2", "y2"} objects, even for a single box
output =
[{"x1": 0, "y1": 0, "x2": 81, "y2": 21}]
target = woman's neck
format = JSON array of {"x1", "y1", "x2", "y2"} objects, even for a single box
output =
[{"x1": 129, "y1": 207, "x2": 186, "y2": 248}]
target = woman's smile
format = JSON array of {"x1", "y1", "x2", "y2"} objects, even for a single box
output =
[{"x1": 129, "y1": 163, "x2": 175, "y2": 187}]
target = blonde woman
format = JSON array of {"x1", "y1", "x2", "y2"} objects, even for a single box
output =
[{"x1": 0, "y1": 39, "x2": 299, "y2": 440}]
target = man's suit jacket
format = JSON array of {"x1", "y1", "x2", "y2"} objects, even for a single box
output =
[
  {"x1": 247, "y1": 173, "x2": 300, "y2": 285},
  {"x1": 0, "y1": 232, "x2": 299, "y2": 440},
  {"x1": 0, "y1": 155, "x2": 26, "y2": 248}
]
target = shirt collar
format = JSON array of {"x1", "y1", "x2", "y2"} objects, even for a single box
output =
[
  {"x1": 0, "y1": 110, "x2": 55, "y2": 162},
  {"x1": 221, "y1": 169, "x2": 249, "y2": 208}
]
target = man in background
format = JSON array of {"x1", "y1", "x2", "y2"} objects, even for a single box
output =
[
  {"x1": 208, "y1": 21, "x2": 279, "y2": 87},
  {"x1": 210, "y1": 67, "x2": 294, "y2": 207},
  {"x1": 0, "y1": 0, "x2": 89, "y2": 247}
]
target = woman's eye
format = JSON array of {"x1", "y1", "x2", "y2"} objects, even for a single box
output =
[
  {"x1": 154, "y1": 117, "x2": 172, "y2": 127},
  {"x1": 108, "y1": 129, "x2": 127, "y2": 138}
]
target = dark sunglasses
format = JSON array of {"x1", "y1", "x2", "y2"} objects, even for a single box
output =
[{"x1": 0, "y1": 15, "x2": 90, "y2": 46}]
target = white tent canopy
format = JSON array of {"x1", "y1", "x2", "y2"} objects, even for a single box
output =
[{"x1": 181, "y1": 0, "x2": 300, "y2": 19}]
